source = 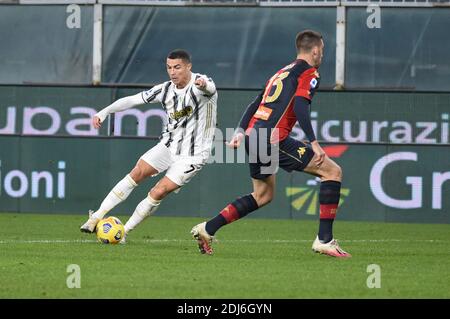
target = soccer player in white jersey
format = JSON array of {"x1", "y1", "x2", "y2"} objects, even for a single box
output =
[{"x1": 80, "y1": 50, "x2": 217, "y2": 243}]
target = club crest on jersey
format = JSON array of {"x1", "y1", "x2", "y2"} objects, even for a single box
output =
[{"x1": 170, "y1": 106, "x2": 193, "y2": 120}]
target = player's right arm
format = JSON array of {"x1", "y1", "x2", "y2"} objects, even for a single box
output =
[
  {"x1": 93, "y1": 84, "x2": 164, "y2": 129},
  {"x1": 226, "y1": 91, "x2": 264, "y2": 148},
  {"x1": 93, "y1": 93, "x2": 144, "y2": 129}
]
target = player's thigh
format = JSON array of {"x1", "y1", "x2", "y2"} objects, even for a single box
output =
[
  {"x1": 278, "y1": 137, "x2": 314, "y2": 173},
  {"x1": 138, "y1": 142, "x2": 173, "y2": 174},
  {"x1": 245, "y1": 134, "x2": 279, "y2": 180},
  {"x1": 303, "y1": 155, "x2": 342, "y2": 181},
  {"x1": 165, "y1": 159, "x2": 204, "y2": 187},
  {"x1": 130, "y1": 159, "x2": 159, "y2": 183}
]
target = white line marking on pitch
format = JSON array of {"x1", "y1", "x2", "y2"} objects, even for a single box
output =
[{"x1": 0, "y1": 239, "x2": 445, "y2": 244}]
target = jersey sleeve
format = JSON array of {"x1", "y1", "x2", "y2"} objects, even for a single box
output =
[
  {"x1": 141, "y1": 83, "x2": 165, "y2": 104},
  {"x1": 193, "y1": 74, "x2": 217, "y2": 97},
  {"x1": 295, "y1": 68, "x2": 320, "y2": 101},
  {"x1": 293, "y1": 96, "x2": 316, "y2": 142}
]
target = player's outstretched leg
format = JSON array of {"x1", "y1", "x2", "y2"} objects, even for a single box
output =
[
  {"x1": 120, "y1": 195, "x2": 161, "y2": 244},
  {"x1": 120, "y1": 176, "x2": 179, "y2": 244},
  {"x1": 191, "y1": 176, "x2": 274, "y2": 255},
  {"x1": 191, "y1": 194, "x2": 259, "y2": 255},
  {"x1": 80, "y1": 174, "x2": 138, "y2": 233}
]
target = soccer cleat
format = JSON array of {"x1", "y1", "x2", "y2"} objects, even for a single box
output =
[
  {"x1": 80, "y1": 210, "x2": 100, "y2": 233},
  {"x1": 312, "y1": 236, "x2": 352, "y2": 258},
  {"x1": 119, "y1": 232, "x2": 127, "y2": 245},
  {"x1": 190, "y1": 222, "x2": 214, "y2": 255}
]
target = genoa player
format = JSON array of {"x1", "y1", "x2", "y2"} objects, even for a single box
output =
[{"x1": 191, "y1": 31, "x2": 351, "y2": 258}]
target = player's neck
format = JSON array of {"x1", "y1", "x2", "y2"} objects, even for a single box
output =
[
  {"x1": 175, "y1": 72, "x2": 192, "y2": 89},
  {"x1": 297, "y1": 55, "x2": 315, "y2": 68}
]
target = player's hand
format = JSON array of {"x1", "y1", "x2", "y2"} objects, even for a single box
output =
[
  {"x1": 92, "y1": 116, "x2": 102, "y2": 129},
  {"x1": 226, "y1": 132, "x2": 244, "y2": 149},
  {"x1": 194, "y1": 78, "x2": 207, "y2": 90},
  {"x1": 311, "y1": 140, "x2": 326, "y2": 167}
]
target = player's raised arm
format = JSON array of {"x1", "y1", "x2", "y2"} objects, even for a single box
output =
[
  {"x1": 194, "y1": 76, "x2": 216, "y2": 96},
  {"x1": 93, "y1": 93, "x2": 144, "y2": 129}
]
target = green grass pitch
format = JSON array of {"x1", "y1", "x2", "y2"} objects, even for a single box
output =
[{"x1": 1, "y1": 213, "x2": 449, "y2": 298}]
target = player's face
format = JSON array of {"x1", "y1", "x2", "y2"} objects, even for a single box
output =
[
  {"x1": 312, "y1": 40, "x2": 324, "y2": 68},
  {"x1": 166, "y1": 58, "x2": 192, "y2": 88}
]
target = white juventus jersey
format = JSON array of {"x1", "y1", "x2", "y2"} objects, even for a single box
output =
[{"x1": 141, "y1": 73, "x2": 217, "y2": 159}]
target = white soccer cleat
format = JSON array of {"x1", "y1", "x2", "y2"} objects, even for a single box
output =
[
  {"x1": 312, "y1": 236, "x2": 352, "y2": 258},
  {"x1": 80, "y1": 210, "x2": 100, "y2": 233},
  {"x1": 191, "y1": 222, "x2": 214, "y2": 255}
]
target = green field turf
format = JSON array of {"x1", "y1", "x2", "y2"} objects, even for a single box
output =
[{"x1": 0, "y1": 213, "x2": 449, "y2": 299}]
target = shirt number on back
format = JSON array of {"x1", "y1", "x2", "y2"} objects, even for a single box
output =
[{"x1": 263, "y1": 71, "x2": 290, "y2": 104}]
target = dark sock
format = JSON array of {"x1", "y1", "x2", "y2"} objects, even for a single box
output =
[
  {"x1": 206, "y1": 194, "x2": 258, "y2": 236},
  {"x1": 318, "y1": 181, "x2": 341, "y2": 243}
]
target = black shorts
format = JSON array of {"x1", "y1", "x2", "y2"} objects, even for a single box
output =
[{"x1": 245, "y1": 135, "x2": 314, "y2": 180}]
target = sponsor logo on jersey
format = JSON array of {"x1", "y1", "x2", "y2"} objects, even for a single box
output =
[
  {"x1": 254, "y1": 105, "x2": 273, "y2": 121},
  {"x1": 170, "y1": 106, "x2": 193, "y2": 121}
]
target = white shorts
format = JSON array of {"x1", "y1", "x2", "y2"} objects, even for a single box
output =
[{"x1": 140, "y1": 142, "x2": 205, "y2": 187}]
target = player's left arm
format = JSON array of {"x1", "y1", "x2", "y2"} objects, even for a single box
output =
[
  {"x1": 293, "y1": 97, "x2": 325, "y2": 167},
  {"x1": 293, "y1": 97, "x2": 316, "y2": 143},
  {"x1": 294, "y1": 67, "x2": 325, "y2": 166},
  {"x1": 194, "y1": 76, "x2": 216, "y2": 97}
]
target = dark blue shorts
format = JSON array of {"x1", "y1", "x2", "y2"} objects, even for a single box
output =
[{"x1": 245, "y1": 135, "x2": 314, "y2": 180}]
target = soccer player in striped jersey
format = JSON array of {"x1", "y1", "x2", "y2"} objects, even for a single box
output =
[
  {"x1": 80, "y1": 49, "x2": 217, "y2": 243},
  {"x1": 191, "y1": 31, "x2": 351, "y2": 258}
]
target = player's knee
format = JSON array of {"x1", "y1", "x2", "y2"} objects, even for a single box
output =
[
  {"x1": 149, "y1": 186, "x2": 167, "y2": 201},
  {"x1": 130, "y1": 166, "x2": 146, "y2": 183},
  {"x1": 324, "y1": 164, "x2": 342, "y2": 182}
]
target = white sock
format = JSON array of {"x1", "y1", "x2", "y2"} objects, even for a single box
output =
[
  {"x1": 92, "y1": 174, "x2": 138, "y2": 220},
  {"x1": 124, "y1": 196, "x2": 161, "y2": 233}
]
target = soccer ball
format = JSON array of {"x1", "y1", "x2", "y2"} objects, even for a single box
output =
[{"x1": 96, "y1": 217, "x2": 125, "y2": 244}]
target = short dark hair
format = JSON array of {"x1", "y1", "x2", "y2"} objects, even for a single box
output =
[
  {"x1": 295, "y1": 30, "x2": 323, "y2": 54},
  {"x1": 167, "y1": 49, "x2": 191, "y2": 63}
]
